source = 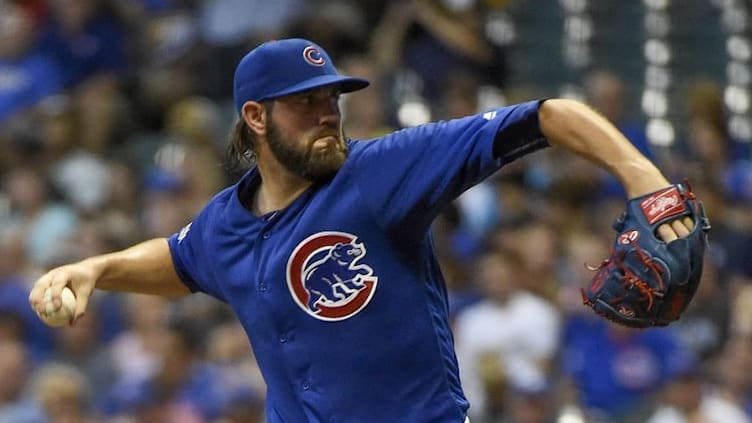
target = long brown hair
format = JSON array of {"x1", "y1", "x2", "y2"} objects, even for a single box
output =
[
  {"x1": 225, "y1": 119, "x2": 256, "y2": 174},
  {"x1": 225, "y1": 101, "x2": 274, "y2": 174}
]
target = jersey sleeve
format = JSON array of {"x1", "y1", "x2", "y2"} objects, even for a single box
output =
[
  {"x1": 349, "y1": 100, "x2": 548, "y2": 232},
  {"x1": 167, "y1": 209, "x2": 226, "y2": 302}
]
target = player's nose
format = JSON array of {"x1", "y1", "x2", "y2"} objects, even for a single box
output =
[
  {"x1": 316, "y1": 90, "x2": 341, "y2": 126},
  {"x1": 318, "y1": 106, "x2": 340, "y2": 128}
]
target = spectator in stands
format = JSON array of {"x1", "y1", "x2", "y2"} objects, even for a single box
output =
[
  {"x1": 646, "y1": 352, "x2": 750, "y2": 423},
  {"x1": 104, "y1": 294, "x2": 171, "y2": 415},
  {"x1": 0, "y1": 3, "x2": 749, "y2": 421},
  {"x1": 560, "y1": 320, "x2": 691, "y2": 423},
  {"x1": 583, "y1": 69, "x2": 651, "y2": 158},
  {"x1": 39, "y1": 0, "x2": 125, "y2": 88},
  {"x1": 0, "y1": 341, "x2": 44, "y2": 423},
  {"x1": 502, "y1": 382, "x2": 556, "y2": 423},
  {"x1": 679, "y1": 80, "x2": 752, "y2": 281},
  {"x1": 161, "y1": 96, "x2": 228, "y2": 215},
  {"x1": 0, "y1": 2, "x2": 63, "y2": 124},
  {"x1": 583, "y1": 69, "x2": 652, "y2": 199},
  {"x1": 371, "y1": 0, "x2": 505, "y2": 107},
  {"x1": 48, "y1": 310, "x2": 116, "y2": 414},
  {"x1": 198, "y1": 0, "x2": 306, "y2": 100},
  {"x1": 339, "y1": 55, "x2": 394, "y2": 140},
  {"x1": 670, "y1": 255, "x2": 729, "y2": 361},
  {"x1": 0, "y1": 231, "x2": 54, "y2": 360},
  {"x1": 39, "y1": 0, "x2": 128, "y2": 153},
  {"x1": 29, "y1": 363, "x2": 99, "y2": 423},
  {"x1": 108, "y1": 321, "x2": 223, "y2": 422},
  {"x1": 35, "y1": 95, "x2": 115, "y2": 216},
  {"x1": 0, "y1": 166, "x2": 79, "y2": 270},
  {"x1": 454, "y1": 247, "x2": 561, "y2": 421}
]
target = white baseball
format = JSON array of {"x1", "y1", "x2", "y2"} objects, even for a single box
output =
[{"x1": 39, "y1": 286, "x2": 77, "y2": 327}]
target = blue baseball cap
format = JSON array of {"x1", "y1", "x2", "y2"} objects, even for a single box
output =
[{"x1": 233, "y1": 38, "x2": 370, "y2": 114}]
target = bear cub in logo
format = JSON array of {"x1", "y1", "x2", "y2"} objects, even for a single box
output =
[{"x1": 303, "y1": 242, "x2": 371, "y2": 312}]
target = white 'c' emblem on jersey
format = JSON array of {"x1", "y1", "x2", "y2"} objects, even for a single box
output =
[{"x1": 287, "y1": 232, "x2": 378, "y2": 321}]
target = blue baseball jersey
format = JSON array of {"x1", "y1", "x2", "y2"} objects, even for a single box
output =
[{"x1": 168, "y1": 100, "x2": 548, "y2": 422}]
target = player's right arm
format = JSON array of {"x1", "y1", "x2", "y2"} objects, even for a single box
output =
[{"x1": 29, "y1": 238, "x2": 190, "y2": 324}]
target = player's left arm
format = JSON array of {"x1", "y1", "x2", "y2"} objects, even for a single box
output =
[{"x1": 538, "y1": 98, "x2": 693, "y2": 241}]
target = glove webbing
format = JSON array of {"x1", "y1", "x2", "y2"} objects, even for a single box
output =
[{"x1": 581, "y1": 240, "x2": 666, "y2": 313}]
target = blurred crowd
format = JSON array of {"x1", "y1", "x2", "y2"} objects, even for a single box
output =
[{"x1": 0, "y1": 0, "x2": 751, "y2": 423}]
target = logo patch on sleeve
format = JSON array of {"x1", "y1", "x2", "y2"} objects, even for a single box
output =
[
  {"x1": 287, "y1": 232, "x2": 378, "y2": 321},
  {"x1": 177, "y1": 222, "x2": 192, "y2": 243},
  {"x1": 639, "y1": 186, "x2": 686, "y2": 224}
]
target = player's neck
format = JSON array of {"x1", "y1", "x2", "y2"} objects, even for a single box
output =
[{"x1": 252, "y1": 162, "x2": 312, "y2": 216}]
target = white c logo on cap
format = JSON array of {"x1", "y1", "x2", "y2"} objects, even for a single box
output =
[{"x1": 303, "y1": 46, "x2": 326, "y2": 67}]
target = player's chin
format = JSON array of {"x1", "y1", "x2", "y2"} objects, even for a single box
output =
[
  {"x1": 304, "y1": 153, "x2": 346, "y2": 182},
  {"x1": 318, "y1": 145, "x2": 347, "y2": 164}
]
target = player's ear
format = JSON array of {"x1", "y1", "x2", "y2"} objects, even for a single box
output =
[{"x1": 242, "y1": 101, "x2": 267, "y2": 135}]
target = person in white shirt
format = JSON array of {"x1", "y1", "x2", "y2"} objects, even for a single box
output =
[{"x1": 454, "y1": 247, "x2": 561, "y2": 421}]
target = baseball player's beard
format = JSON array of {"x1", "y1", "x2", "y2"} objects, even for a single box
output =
[{"x1": 267, "y1": 122, "x2": 348, "y2": 183}]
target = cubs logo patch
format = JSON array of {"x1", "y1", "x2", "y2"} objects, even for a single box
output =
[
  {"x1": 287, "y1": 232, "x2": 378, "y2": 321},
  {"x1": 303, "y1": 46, "x2": 326, "y2": 67}
]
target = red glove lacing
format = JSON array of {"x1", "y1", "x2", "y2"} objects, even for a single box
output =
[{"x1": 582, "y1": 241, "x2": 666, "y2": 312}]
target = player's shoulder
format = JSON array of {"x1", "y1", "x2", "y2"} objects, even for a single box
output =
[
  {"x1": 344, "y1": 124, "x2": 436, "y2": 154},
  {"x1": 200, "y1": 183, "x2": 236, "y2": 212},
  {"x1": 342, "y1": 136, "x2": 390, "y2": 163},
  {"x1": 190, "y1": 171, "x2": 251, "y2": 224}
]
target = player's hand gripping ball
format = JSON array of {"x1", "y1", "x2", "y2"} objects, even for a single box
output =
[
  {"x1": 582, "y1": 182, "x2": 711, "y2": 328},
  {"x1": 37, "y1": 286, "x2": 77, "y2": 327}
]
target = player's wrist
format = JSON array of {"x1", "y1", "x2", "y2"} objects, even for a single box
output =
[
  {"x1": 617, "y1": 160, "x2": 670, "y2": 199},
  {"x1": 77, "y1": 256, "x2": 108, "y2": 288}
]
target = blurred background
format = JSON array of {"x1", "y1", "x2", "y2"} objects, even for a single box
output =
[{"x1": 0, "y1": 0, "x2": 751, "y2": 422}]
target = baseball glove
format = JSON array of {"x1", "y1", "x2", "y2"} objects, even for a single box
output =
[{"x1": 582, "y1": 182, "x2": 710, "y2": 328}]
